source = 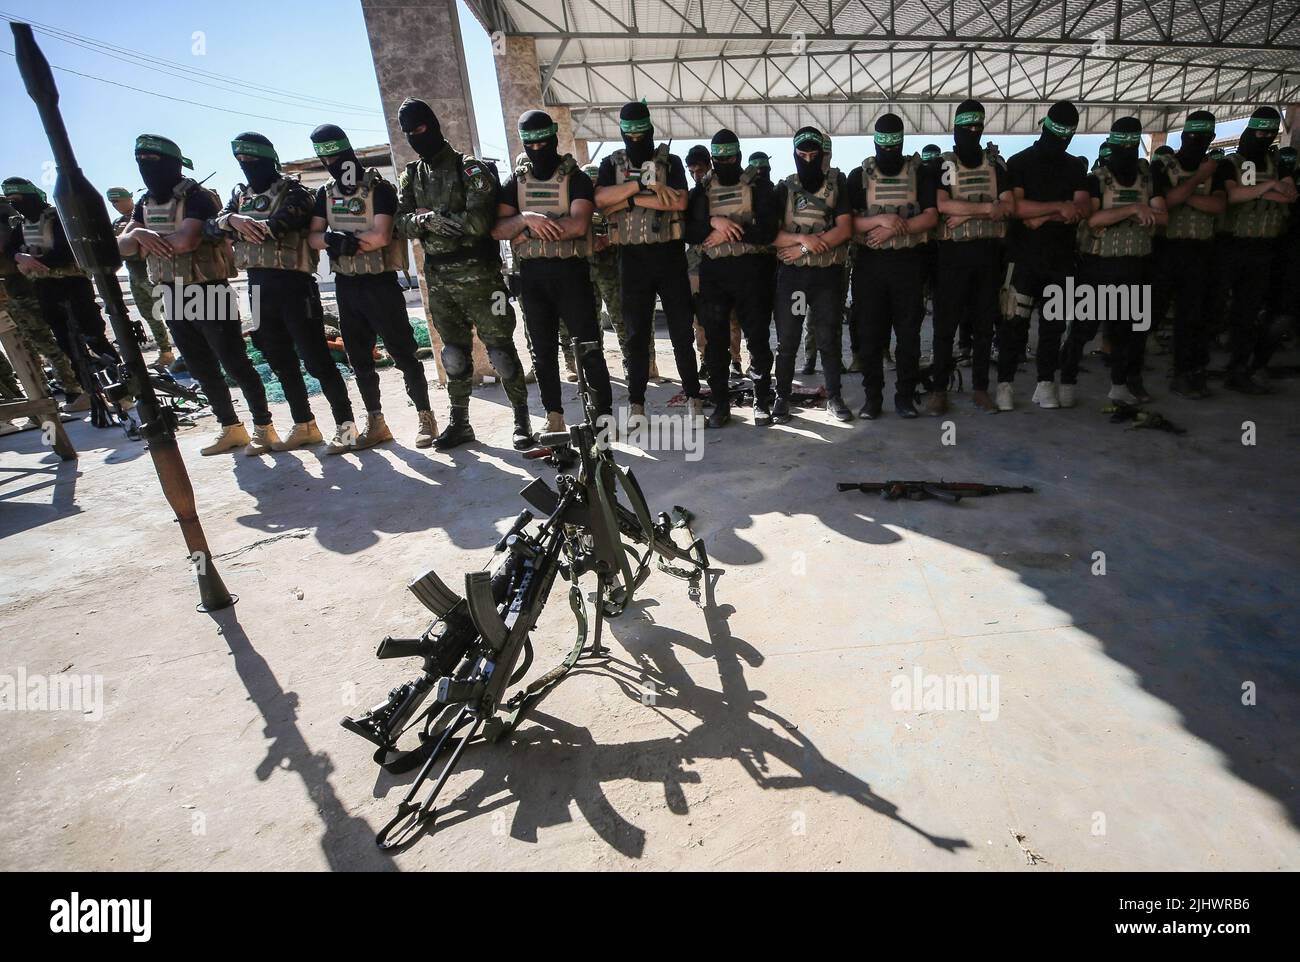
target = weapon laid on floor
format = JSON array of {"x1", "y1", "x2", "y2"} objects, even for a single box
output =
[
  {"x1": 14, "y1": 22, "x2": 234, "y2": 611},
  {"x1": 343, "y1": 339, "x2": 709, "y2": 851},
  {"x1": 837, "y1": 481, "x2": 1035, "y2": 503}
]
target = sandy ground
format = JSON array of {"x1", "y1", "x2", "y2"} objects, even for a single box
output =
[{"x1": 1, "y1": 323, "x2": 1297, "y2": 872}]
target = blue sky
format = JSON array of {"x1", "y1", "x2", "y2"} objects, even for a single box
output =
[{"x1": 2, "y1": 0, "x2": 1249, "y2": 201}]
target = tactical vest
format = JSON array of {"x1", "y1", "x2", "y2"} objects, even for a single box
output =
[
  {"x1": 20, "y1": 207, "x2": 85, "y2": 279},
  {"x1": 1156, "y1": 155, "x2": 1216, "y2": 242},
  {"x1": 1078, "y1": 161, "x2": 1155, "y2": 258},
  {"x1": 513, "y1": 155, "x2": 591, "y2": 260},
  {"x1": 325, "y1": 169, "x2": 410, "y2": 275},
  {"x1": 780, "y1": 171, "x2": 847, "y2": 267},
  {"x1": 400, "y1": 151, "x2": 493, "y2": 258},
  {"x1": 701, "y1": 166, "x2": 766, "y2": 259},
  {"x1": 112, "y1": 212, "x2": 147, "y2": 265},
  {"x1": 229, "y1": 177, "x2": 318, "y2": 273},
  {"x1": 607, "y1": 144, "x2": 684, "y2": 245},
  {"x1": 1225, "y1": 153, "x2": 1290, "y2": 239},
  {"x1": 857, "y1": 156, "x2": 925, "y2": 251},
  {"x1": 141, "y1": 179, "x2": 235, "y2": 285},
  {"x1": 937, "y1": 149, "x2": 1007, "y2": 242}
]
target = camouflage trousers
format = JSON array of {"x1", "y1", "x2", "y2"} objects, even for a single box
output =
[
  {"x1": 424, "y1": 258, "x2": 528, "y2": 409},
  {"x1": 125, "y1": 257, "x2": 170, "y2": 351},
  {"x1": 0, "y1": 275, "x2": 78, "y2": 388}
]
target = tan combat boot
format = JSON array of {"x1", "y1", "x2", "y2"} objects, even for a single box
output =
[
  {"x1": 245, "y1": 422, "x2": 281, "y2": 456},
  {"x1": 324, "y1": 421, "x2": 356, "y2": 455},
  {"x1": 353, "y1": 412, "x2": 394, "y2": 450},
  {"x1": 414, "y1": 410, "x2": 439, "y2": 449},
  {"x1": 545, "y1": 411, "x2": 567, "y2": 434},
  {"x1": 273, "y1": 420, "x2": 324, "y2": 451},
  {"x1": 201, "y1": 423, "x2": 250, "y2": 456}
]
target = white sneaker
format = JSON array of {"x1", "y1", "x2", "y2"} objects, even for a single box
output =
[
  {"x1": 245, "y1": 422, "x2": 281, "y2": 456},
  {"x1": 995, "y1": 382, "x2": 1014, "y2": 412},
  {"x1": 1032, "y1": 380, "x2": 1060, "y2": 409},
  {"x1": 1108, "y1": 384, "x2": 1138, "y2": 405},
  {"x1": 1058, "y1": 383, "x2": 1076, "y2": 408}
]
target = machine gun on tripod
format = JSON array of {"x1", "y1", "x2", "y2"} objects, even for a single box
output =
[{"x1": 342, "y1": 340, "x2": 710, "y2": 850}]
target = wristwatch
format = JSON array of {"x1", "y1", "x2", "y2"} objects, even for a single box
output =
[{"x1": 799, "y1": 243, "x2": 810, "y2": 255}]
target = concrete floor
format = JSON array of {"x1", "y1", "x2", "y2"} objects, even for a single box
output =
[{"x1": 1, "y1": 323, "x2": 1297, "y2": 871}]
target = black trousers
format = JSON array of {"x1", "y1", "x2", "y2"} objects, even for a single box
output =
[
  {"x1": 1061, "y1": 255, "x2": 1149, "y2": 387},
  {"x1": 998, "y1": 257, "x2": 1073, "y2": 383},
  {"x1": 248, "y1": 269, "x2": 354, "y2": 427},
  {"x1": 934, "y1": 239, "x2": 1000, "y2": 391},
  {"x1": 851, "y1": 247, "x2": 924, "y2": 404},
  {"x1": 698, "y1": 253, "x2": 775, "y2": 405},
  {"x1": 520, "y1": 257, "x2": 612, "y2": 415},
  {"x1": 1221, "y1": 238, "x2": 1280, "y2": 373},
  {"x1": 1150, "y1": 238, "x2": 1214, "y2": 375},
  {"x1": 163, "y1": 282, "x2": 270, "y2": 427},
  {"x1": 775, "y1": 262, "x2": 846, "y2": 399},
  {"x1": 35, "y1": 275, "x2": 119, "y2": 362},
  {"x1": 618, "y1": 241, "x2": 699, "y2": 405},
  {"x1": 335, "y1": 272, "x2": 430, "y2": 414}
]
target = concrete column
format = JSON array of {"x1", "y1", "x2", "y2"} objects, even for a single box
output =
[
  {"x1": 495, "y1": 36, "x2": 579, "y2": 162},
  {"x1": 1147, "y1": 130, "x2": 1167, "y2": 155},
  {"x1": 573, "y1": 139, "x2": 590, "y2": 165},
  {"x1": 1286, "y1": 104, "x2": 1300, "y2": 148},
  {"x1": 360, "y1": 0, "x2": 490, "y2": 384}
]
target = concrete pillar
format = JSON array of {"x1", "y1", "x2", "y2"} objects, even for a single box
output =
[
  {"x1": 495, "y1": 36, "x2": 580, "y2": 162},
  {"x1": 573, "y1": 139, "x2": 590, "y2": 165},
  {"x1": 360, "y1": 0, "x2": 490, "y2": 384},
  {"x1": 1147, "y1": 130, "x2": 1167, "y2": 155},
  {"x1": 1286, "y1": 104, "x2": 1300, "y2": 148}
]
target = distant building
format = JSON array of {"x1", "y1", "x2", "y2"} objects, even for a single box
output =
[{"x1": 280, "y1": 144, "x2": 396, "y2": 191}]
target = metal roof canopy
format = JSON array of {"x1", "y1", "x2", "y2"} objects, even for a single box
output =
[{"x1": 465, "y1": 0, "x2": 1300, "y2": 139}]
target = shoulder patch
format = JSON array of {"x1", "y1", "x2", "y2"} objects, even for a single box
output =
[{"x1": 462, "y1": 158, "x2": 491, "y2": 193}]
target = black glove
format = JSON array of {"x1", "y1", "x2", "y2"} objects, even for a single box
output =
[{"x1": 324, "y1": 230, "x2": 360, "y2": 258}]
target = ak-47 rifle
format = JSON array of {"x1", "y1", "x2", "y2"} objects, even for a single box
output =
[
  {"x1": 837, "y1": 481, "x2": 1035, "y2": 503},
  {"x1": 343, "y1": 339, "x2": 710, "y2": 851}
]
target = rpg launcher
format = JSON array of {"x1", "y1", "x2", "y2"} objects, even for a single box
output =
[
  {"x1": 837, "y1": 481, "x2": 1035, "y2": 503},
  {"x1": 343, "y1": 339, "x2": 710, "y2": 851}
]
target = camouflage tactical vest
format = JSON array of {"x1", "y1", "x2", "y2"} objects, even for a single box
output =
[
  {"x1": 701, "y1": 166, "x2": 766, "y2": 259},
  {"x1": 607, "y1": 144, "x2": 684, "y2": 245},
  {"x1": 513, "y1": 155, "x2": 591, "y2": 260},
  {"x1": 20, "y1": 207, "x2": 86, "y2": 279},
  {"x1": 229, "y1": 176, "x2": 318, "y2": 273},
  {"x1": 112, "y1": 211, "x2": 147, "y2": 265},
  {"x1": 400, "y1": 150, "x2": 492, "y2": 257},
  {"x1": 857, "y1": 156, "x2": 925, "y2": 251},
  {"x1": 325, "y1": 168, "x2": 410, "y2": 276},
  {"x1": 1155, "y1": 155, "x2": 1216, "y2": 242},
  {"x1": 1225, "y1": 153, "x2": 1290, "y2": 239},
  {"x1": 781, "y1": 171, "x2": 846, "y2": 267},
  {"x1": 141, "y1": 178, "x2": 235, "y2": 285},
  {"x1": 1078, "y1": 161, "x2": 1154, "y2": 258},
  {"x1": 937, "y1": 149, "x2": 1007, "y2": 242}
]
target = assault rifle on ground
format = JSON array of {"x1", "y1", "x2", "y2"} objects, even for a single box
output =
[
  {"x1": 342, "y1": 339, "x2": 709, "y2": 851},
  {"x1": 837, "y1": 481, "x2": 1035, "y2": 503}
]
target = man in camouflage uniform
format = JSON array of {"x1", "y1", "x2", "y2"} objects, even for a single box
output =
[
  {"x1": 584, "y1": 163, "x2": 635, "y2": 377},
  {"x1": 107, "y1": 186, "x2": 175, "y2": 369},
  {"x1": 0, "y1": 196, "x2": 84, "y2": 409},
  {"x1": 393, "y1": 98, "x2": 532, "y2": 451}
]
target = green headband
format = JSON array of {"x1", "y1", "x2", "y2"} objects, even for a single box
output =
[
  {"x1": 921, "y1": 147, "x2": 941, "y2": 160},
  {"x1": 873, "y1": 130, "x2": 904, "y2": 147},
  {"x1": 106, "y1": 187, "x2": 132, "y2": 201},
  {"x1": 711, "y1": 142, "x2": 741, "y2": 158},
  {"x1": 1182, "y1": 117, "x2": 1215, "y2": 134},
  {"x1": 619, "y1": 116, "x2": 653, "y2": 135},
  {"x1": 1106, "y1": 130, "x2": 1142, "y2": 146},
  {"x1": 520, "y1": 123, "x2": 558, "y2": 143},
  {"x1": 231, "y1": 138, "x2": 278, "y2": 162},
  {"x1": 313, "y1": 137, "x2": 352, "y2": 157},
  {"x1": 582, "y1": 165, "x2": 599, "y2": 177},
  {"x1": 954, "y1": 110, "x2": 985, "y2": 127},
  {"x1": 1041, "y1": 116, "x2": 1076, "y2": 138},
  {"x1": 793, "y1": 130, "x2": 823, "y2": 149},
  {"x1": 134, "y1": 134, "x2": 194, "y2": 169},
  {"x1": 1247, "y1": 115, "x2": 1280, "y2": 132},
  {"x1": 2, "y1": 179, "x2": 45, "y2": 201},
  {"x1": 748, "y1": 152, "x2": 770, "y2": 168}
]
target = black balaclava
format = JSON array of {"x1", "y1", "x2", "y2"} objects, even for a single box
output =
[
  {"x1": 873, "y1": 114, "x2": 906, "y2": 177},
  {"x1": 921, "y1": 144, "x2": 942, "y2": 169},
  {"x1": 518, "y1": 110, "x2": 561, "y2": 180},
  {"x1": 134, "y1": 134, "x2": 190, "y2": 202},
  {"x1": 1239, "y1": 106, "x2": 1281, "y2": 163},
  {"x1": 398, "y1": 99, "x2": 446, "y2": 160},
  {"x1": 792, "y1": 126, "x2": 826, "y2": 192},
  {"x1": 1, "y1": 177, "x2": 46, "y2": 221},
  {"x1": 231, "y1": 132, "x2": 280, "y2": 193},
  {"x1": 310, "y1": 124, "x2": 362, "y2": 194},
  {"x1": 952, "y1": 99, "x2": 986, "y2": 167},
  {"x1": 1105, "y1": 116, "x2": 1142, "y2": 183},
  {"x1": 710, "y1": 129, "x2": 742, "y2": 186},
  {"x1": 1278, "y1": 146, "x2": 1298, "y2": 181},
  {"x1": 1176, "y1": 110, "x2": 1216, "y2": 170},
  {"x1": 748, "y1": 152, "x2": 772, "y2": 188},
  {"x1": 1037, "y1": 101, "x2": 1079, "y2": 159},
  {"x1": 619, "y1": 101, "x2": 655, "y2": 167}
]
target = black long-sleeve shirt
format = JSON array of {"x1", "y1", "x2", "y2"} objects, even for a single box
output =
[{"x1": 683, "y1": 175, "x2": 780, "y2": 247}]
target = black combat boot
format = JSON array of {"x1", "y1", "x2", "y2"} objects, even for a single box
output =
[
  {"x1": 433, "y1": 404, "x2": 476, "y2": 450},
  {"x1": 770, "y1": 396, "x2": 792, "y2": 424},
  {"x1": 706, "y1": 403, "x2": 731, "y2": 429},
  {"x1": 753, "y1": 393, "x2": 773, "y2": 426},
  {"x1": 827, "y1": 395, "x2": 853, "y2": 422},
  {"x1": 1170, "y1": 372, "x2": 1197, "y2": 398},
  {"x1": 511, "y1": 406, "x2": 537, "y2": 450},
  {"x1": 894, "y1": 394, "x2": 919, "y2": 419},
  {"x1": 859, "y1": 396, "x2": 883, "y2": 420}
]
